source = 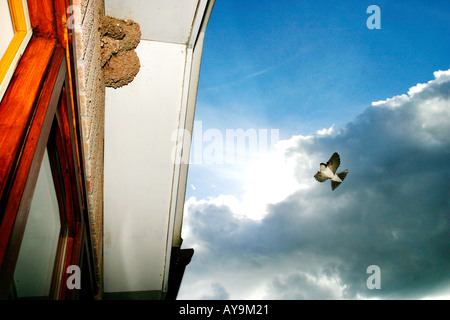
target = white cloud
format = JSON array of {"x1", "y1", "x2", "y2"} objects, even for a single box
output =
[
  {"x1": 178, "y1": 69, "x2": 450, "y2": 300},
  {"x1": 316, "y1": 124, "x2": 335, "y2": 136},
  {"x1": 186, "y1": 133, "x2": 313, "y2": 221}
]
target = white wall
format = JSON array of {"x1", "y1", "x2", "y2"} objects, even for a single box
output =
[
  {"x1": 103, "y1": 0, "x2": 213, "y2": 298},
  {"x1": 105, "y1": 0, "x2": 200, "y2": 44},
  {"x1": 104, "y1": 40, "x2": 188, "y2": 294}
]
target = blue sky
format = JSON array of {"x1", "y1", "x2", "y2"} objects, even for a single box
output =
[
  {"x1": 195, "y1": 0, "x2": 450, "y2": 137},
  {"x1": 178, "y1": 0, "x2": 450, "y2": 300}
]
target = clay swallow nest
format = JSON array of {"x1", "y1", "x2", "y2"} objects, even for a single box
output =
[{"x1": 100, "y1": 16, "x2": 141, "y2": 88}]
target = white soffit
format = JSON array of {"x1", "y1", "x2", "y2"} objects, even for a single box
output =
[
  {"x1": 103, "y1": 41, "x2": 187, "y2": 293},
  {"x1": 105, "y1": 0, "x2": 202, "y2": 44}
]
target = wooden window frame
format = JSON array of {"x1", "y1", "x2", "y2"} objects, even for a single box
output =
[
  {"x1": 0, "y1": 0, "x2": 97, "y2": 299},
  {"x1": 0, "y1": 0, "x2": 33, "y2": 101}
]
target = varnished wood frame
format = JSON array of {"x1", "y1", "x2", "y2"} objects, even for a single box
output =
[
  {"x1": 0, "y1": 44, "x2": 87, "y2": 300},
  {"x1": 0, "y1": 0, "x2": 33, "y2": 101},
  {"x1": 0, "y1": 0, "x2": 97, "y2": 299}
]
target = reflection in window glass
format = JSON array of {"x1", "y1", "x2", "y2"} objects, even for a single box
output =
[{"x1": 13, "y1": 149, "x2": 61, "y2": 299}]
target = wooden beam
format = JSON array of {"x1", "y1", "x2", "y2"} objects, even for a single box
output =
[{"x1": 26, "y1": 0, "x2": 57, "y2": 38}]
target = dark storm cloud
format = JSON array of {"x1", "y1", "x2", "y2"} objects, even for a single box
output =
[
  {"x1": 180, "y1": 70, "x2": 450, "y2": 299},
  {"x1": 201, "y1": 283, "x2": 230, "y2": 300}
]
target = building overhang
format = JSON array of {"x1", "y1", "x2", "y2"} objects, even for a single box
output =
[{"x1": 102, "y1": 0, "x2": 215, "y2": 299}]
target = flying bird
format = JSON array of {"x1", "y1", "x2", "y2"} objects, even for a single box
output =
[{"x1": 314, "y1": 152, "x2": 348, "y2": 190}]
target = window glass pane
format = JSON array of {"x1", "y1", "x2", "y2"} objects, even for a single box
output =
[
  {"x1": 13, "y1": 148, "x2": 61, "y2": 299},
  {"x1": 0, "y1": 0, "x2": 15, "y2": 60}
]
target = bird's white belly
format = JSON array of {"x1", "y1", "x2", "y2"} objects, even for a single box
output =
[
  {"x1": 323, "y1": 167, "x2": 335, "y2": 179},
  {"x1": 323, "y1": 167, "x2": 343, "y2": 182},
  {"x1": 331, "y1": 174, "x2": 342, "y2": 182}
]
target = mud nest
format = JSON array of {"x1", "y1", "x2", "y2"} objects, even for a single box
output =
[{"x1": 100, "y1": 16, "x2": 141, "y2": 88}]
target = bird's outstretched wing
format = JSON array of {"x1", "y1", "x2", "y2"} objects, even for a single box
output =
[
  {"x1": 331, "y1": 170, "x2": 348, "y2": 191},
  {"x1": 331, "y1": 180, "x2": 341, "y2": 190},
  {"x1": 337, "y1": 169, "x2": 348, "y2": 181},
  {"x1": 314, "y1": 172, "x2": 328, "y2": 182},
  {"x1": 327, "y1": 152, "x2": 340, "y2": 174}
]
